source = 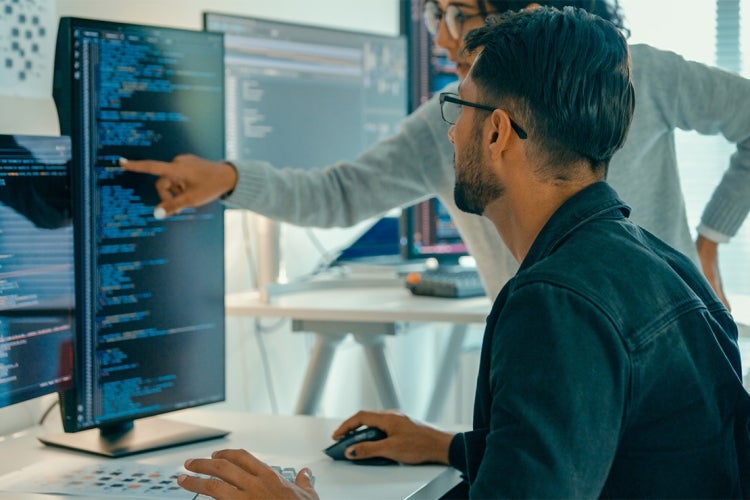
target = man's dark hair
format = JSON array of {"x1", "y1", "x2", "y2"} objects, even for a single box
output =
[
  {"x1": 480, "y1": 0, "x2": 627, "y2": 33},
  {"x1": 465, "y1": 6, "x2": 634, "y2": 174}
]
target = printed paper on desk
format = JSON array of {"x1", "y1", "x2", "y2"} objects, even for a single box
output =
[{"x1": 0, "y1": 457, "x2": 194, "y2": 499}]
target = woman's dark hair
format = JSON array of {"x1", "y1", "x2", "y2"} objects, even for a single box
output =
[{"x1": 482, "y1": 0, "x2": 627, "y2": 34}]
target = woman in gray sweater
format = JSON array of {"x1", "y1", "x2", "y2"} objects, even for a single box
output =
[{"x1": 122, "y1": 0, "x2": 750, "y2": 306}]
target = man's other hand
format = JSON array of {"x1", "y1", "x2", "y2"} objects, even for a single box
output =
[{"x1": 178, "y1": 449, "x2": 318, "y2": 500}]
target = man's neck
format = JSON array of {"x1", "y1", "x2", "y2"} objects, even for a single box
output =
[{"x1": 485, "y1": 178, "x2": 599, "y2": 264}]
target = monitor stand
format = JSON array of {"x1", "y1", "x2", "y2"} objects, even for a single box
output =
[{"x1": 38, "y1": 416, "x2": 229, "y2": 458}]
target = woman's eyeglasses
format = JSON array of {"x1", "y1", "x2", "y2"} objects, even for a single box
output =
[{"x1": 423, "y1": 1, "x2": 485, "y2": 40}]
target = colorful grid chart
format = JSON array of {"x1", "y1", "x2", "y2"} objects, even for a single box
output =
[{"x1": 0, "y1": 459, "x2": 197, "y2": 499}]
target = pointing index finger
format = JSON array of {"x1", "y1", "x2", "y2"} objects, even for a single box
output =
[{"x1": 119, "y1": 157, "x2": 173, "y2": 176}]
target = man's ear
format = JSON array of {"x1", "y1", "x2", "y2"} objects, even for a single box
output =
[{"x1": 488, "y1": 109, "x2": 513, "y2": 158}]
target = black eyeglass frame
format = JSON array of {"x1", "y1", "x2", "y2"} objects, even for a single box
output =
[{"x1": 439, "y1": 92, "x2": 528, "y2": 139}]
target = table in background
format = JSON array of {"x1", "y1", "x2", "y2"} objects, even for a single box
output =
[{"x1": 226, "y1": 278, "x2": 491, "y2": 421}]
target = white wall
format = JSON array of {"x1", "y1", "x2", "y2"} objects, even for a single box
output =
[
  {"x1": 0, "y1": 0, "x2": 421, "y2": 437},
  {"x1": 0, "y1": 0, "x2": 400, "y2": 132},
  {"x1": 56, "y1": 0, "x2": 399, "y2": 34}
]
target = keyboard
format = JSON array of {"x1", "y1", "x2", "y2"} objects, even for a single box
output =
[
  {"x1": 193, "y1": 466, "x2": 306, "y2": 499},
  {"x1": 405, "y1": 268, "x2": 486, "y2": 298}
]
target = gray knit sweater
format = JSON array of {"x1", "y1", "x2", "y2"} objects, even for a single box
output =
[{"x1": 224, "y1": 44, "x2": 750, "y2": 300}]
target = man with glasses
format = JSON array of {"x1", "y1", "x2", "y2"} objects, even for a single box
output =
[
  {"x1": 123, "y1": 0, "x2": 750, "y2": 311},
  {"x1": 176, "y1": 8, "x2": 746, "y2": 498}
]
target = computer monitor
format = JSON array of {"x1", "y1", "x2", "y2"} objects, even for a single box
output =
[
  {"x1": 203, "y1": 12, "x2": 408, "y2": 279},
  {"x1": 400, "y1": 197, "x2": 467, "y2": 263},
  {"x1": 204, "y1": 12, "x2": 406, "y2": 168},
  {"x1": 0, "y1": 134, "x2": 75, "y2": 410},
  {"x1": 39, "y1": 17, "x2": 227, "y2": 457},
  {"x1": 400, "y1": 0, "x2": 465, "y2": 264}
]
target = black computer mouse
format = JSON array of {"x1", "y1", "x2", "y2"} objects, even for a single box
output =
[{"x1": 323, "y1": 426, "x2": 398, "y2": 465}]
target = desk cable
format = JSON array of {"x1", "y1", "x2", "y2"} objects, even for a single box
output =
[{"x1": 38, "y1": 399, "x2": 59, "y2": 426}]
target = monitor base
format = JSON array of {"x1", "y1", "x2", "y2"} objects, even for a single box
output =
[{"x1": 38, "y1": 416, "x2": 229, "y2": 458}]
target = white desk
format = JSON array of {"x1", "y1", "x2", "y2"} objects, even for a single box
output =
[
  {"x1": 0, "y1": 408, "x2": 462, "y2": 500},
  {"x1": 226, "y1": 281, "x2": 491, "y2": 420}
]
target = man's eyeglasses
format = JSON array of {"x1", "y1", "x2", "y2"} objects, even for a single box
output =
[
  {"x1": 440, "y1": 92, "x2": 528, "y2": 139},
  {"x1": 423, "y1": 1, "x2": 485, "y2": 41}
]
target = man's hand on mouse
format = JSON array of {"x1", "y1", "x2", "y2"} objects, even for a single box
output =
[{"x1": 332, "y1": 410, "x2": 455, "y2": 465}]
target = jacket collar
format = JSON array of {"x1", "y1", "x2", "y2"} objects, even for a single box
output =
[{"x1": 518, "y1": 182, "x2": 631, "y2": 272}]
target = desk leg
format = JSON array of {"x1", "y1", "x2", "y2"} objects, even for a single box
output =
[
  {"x1": 295, "y1": 332, "x2": 348, "y2": 415},
  {"x1": 425, "y1": 323, "x2": 468, "y2": 423},
  {"x1": 352, "y1": 332, "x2": 400, "y2": 410}
]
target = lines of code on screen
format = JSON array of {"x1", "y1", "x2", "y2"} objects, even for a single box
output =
[
  {"x1": 66, "y1": 21, "x2": 226, "y2": 427},
  {"x1": 205, "y1": 13, "x2": 407, "y2": 168},
  {"x1": 0, "y1": 134, "x2": 74, "y2": 409}
]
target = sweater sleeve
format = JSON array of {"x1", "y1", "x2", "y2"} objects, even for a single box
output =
[
  {"x1": 635, "y1": 45, "x2": 750, "y2": 239},
  {"x1": 220, "y1": 87, "x2": 455, "y2": 228}
]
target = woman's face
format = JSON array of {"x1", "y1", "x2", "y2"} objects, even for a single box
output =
[{"x1": 427, "y1": 0, "x2": 489, "y2": 81}]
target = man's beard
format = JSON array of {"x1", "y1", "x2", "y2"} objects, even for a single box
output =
[{"x1": 453, "y1": 135, "x2": 503, "y2": 216}]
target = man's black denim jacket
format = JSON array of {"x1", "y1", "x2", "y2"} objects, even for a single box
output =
[{"x1": 448, "y1": 182, "x2": 744, "y2": 498}]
